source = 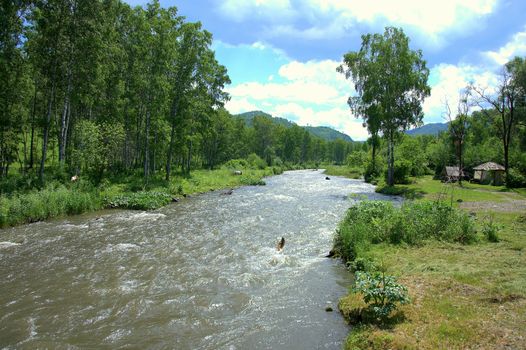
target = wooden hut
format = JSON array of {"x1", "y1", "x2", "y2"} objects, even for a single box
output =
[
  {"x1": 443, "y1": 166, "x2": 464, "y2": 182},
  {"x1": 472, "y1": 162, "x2": 505, "y2": 185}
]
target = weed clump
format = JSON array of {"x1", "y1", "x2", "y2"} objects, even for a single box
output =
[
  {"x1": 104, "y1": 191, "x2": 173, "y2": 210},
  {"x1": 333, "y1": 201, "x2": 477, "y2": 263}
]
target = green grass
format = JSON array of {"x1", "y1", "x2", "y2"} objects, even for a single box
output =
[
  {"x1": 323, "y1": 165, "x2": 362, "y2": 179},
  {"x1": 376, "y1": 175, "x2": 526, "y2": 202},
  {"x1": 0, "y1": 166, "x2": 278, "y2": 228},
  {"x1": 337, "y1": 202, "x2": 526, "y2": 349}
]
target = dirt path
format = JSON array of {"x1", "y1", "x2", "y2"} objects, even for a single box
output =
[{"x1": 460, "y1": 199, "x2": 526, "y2": 212}]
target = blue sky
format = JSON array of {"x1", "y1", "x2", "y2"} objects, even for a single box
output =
[{"x1": 125, "y1": 0, "x2": 526, "y2": 140}]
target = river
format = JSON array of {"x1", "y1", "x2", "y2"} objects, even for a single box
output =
[{"x1": 0, "y1": 170, "x2": 394, "y2": 349}]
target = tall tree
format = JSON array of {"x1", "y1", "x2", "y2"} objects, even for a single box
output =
[
  {"x1": 338, "y1": 27, "x2": 430, "y2": 186},
  {"x1": 0, "y1": 0, "x2": 31, "y2": 177},
  {"x1": 470, "y1": 57, "x2": 525, "y2": 178},
  {"x1": 445, "y1": 90, "x2": 470, "y2": 185}
]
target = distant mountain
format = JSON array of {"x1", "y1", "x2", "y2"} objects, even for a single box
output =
[
  {"x1": 235, "y1": 111, "x2": 353, "y2": 142},
  {"x1": 406, "y1": 122, "x2": 448, "y2": 136},
  {"x1": 303, "y1": 126, "x2": 353, "y2": 142},
  {"x1": 236, "y1": 111, "x2": 295, "y2": 128}
]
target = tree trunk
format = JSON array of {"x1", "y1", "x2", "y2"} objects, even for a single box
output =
[
  {"x1": 186, "y1": 139, "x2": 192, "y2": 175},
  {"x1": 387, "y1": 131, "x2": 394, "y2": 186},
  {"x1": 165, "y1": 121, "x2": 176, "y2": 181},
  {"x1": 59, "y1": 71, "x2": 72, "y2": 167},
  {"x1": 39, "y1": 80, "x2": 55, "y2": 183},
  {"x1": 143, "y1": 108, "x2": 150, "y2": 180},
  {"x1": 29, "y1": 84, "x2": 38, "y2": 170}
]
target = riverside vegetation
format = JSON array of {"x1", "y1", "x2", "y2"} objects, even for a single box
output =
[{"x1": 330, "y1": 170, "x2": 526, "y2": 349}]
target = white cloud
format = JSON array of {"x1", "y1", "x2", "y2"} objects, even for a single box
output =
[
  {"x1": 225, "y1": 98, "x2": 259, "y2": 115},
  {"x1": 225, "y1": 57, "x2": 367, "y2": 139},
  {"x1": 227, "y1": 58, "x2": 352, "y2": 106},
  {"x1": 423, "y1": 63, "x2": 499, "y2": 121},
  {"x1": 484, "y1": 26, "x2": 526, "y2": 65},
  {"x1": 218, "y1": 0, "x2": 498, "y2": 46},
  {"x1": 271, "y1": 103, "x2": 369, "y2": 141}
]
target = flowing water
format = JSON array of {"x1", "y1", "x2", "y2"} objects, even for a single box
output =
[{"x1": 0, "y1": 170, "x2": 395, "y2": 349}]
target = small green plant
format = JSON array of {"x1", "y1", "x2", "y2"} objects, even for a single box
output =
[
  {"x1": 482, "y1": 215, "x2": 500, "y2": 242},
  {"x1": 353, "y1": 270, "x2": 410, "y2": 319},
  {"x1": 349, "y1": 257, "x2": 377, "y2": 272}
]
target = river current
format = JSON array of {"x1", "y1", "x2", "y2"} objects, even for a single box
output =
[{"x1": 0, "y1": 170, "x2": 394, "y2": 349}]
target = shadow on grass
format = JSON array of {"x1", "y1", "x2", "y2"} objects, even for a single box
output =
[
  {"x1": 345, "y1": 307, "x2": 407, "y2": 330},
  {"x1": 376, "y1": 185, "x2": 426, "y2": 200}
]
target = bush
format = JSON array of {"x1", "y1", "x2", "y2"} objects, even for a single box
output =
[
  {"x1": 482, "y1": 215, "x2": 500, "y2": 243},
  {"x1": 247, "y1": 153, "x2": 267, "y2": 170},
  {"x1": 353, "y1": 270, "x2": 410, "y2": 319},
  {"x1": 364, "y1": 161, "x2": 382, "y2": 183},
  {"x1": 223, "y1": 158, "x2": 249, "y2": 170},
  {"x1": 506, "y1": 168, "x2": 526, "y2": 188},
  {"x1": 333, "y1": 201, "x2": 477, "y2": 264},
  {"x1": 387, "y1": 159, "x2": 412, "y2": 184},
  {"x1": 0, "y1": 185, "x2": 100, "y2": 227},
  {"x1": 104, "y1": 191, "x2": 173, "y2": 210}
]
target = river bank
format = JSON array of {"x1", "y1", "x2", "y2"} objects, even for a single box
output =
[
  {"x1": 331, "y1": 171, "x2": 526, "y2": 349},
  {"x1": 0, "y1": 165, "x2": 281, "y2": 228}
]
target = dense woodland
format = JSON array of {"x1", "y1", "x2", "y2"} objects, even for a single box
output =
[
  {"x1": 0, "y1": 0, "x2": 358, "y2": 191},
  {"x1": 1, "y1": 2, "x2": 525, "y2": 227}
]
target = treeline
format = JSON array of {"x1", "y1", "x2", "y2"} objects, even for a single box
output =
[
  {"x1": 339, "y1": 27, "x2": 525, "y2": 187},
  {"x1": 345, "y1": 109, "x2": 526, "y2": 187},
  {"x1": 0, "y1": 0, "x2": 357, "y2": 188}
]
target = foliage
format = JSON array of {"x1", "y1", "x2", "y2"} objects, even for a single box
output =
[
  {"x1": 333, "y1": 201, "x2": 477, "y2": 263},
  {"x1": 104, "y1": 191, "x2": 173, "y2": 210},
  {"x1": 388, "y1": 159, "x2": 412, "y2": 184},
  {"x1": 506, "y1": 168, "x2": 526, "y2": 188},
  {"x1": 0, "y1": 185, "x2": 100, "y2": 227},
  {"x1": 353, "y1": 270, "x2": 410, "y2": 319},
  {"x1": 247, "y1": 153, "x2": 267, "y2": 170},
  {"x1": 338, "y1": 26, "x2": 431, "y2": 186},
  {"x1": 482, "y1": 215, "x2": 501, "y2": 243}
]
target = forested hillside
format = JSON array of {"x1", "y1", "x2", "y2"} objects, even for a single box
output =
[
  {"x1": 236, "y1": 111, "x2": 353, "y2": 142},
  {"x1": 406, "y1": 123, "x2": 448, "y2": 136}
]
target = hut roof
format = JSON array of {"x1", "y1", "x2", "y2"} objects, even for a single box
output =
[
  {"x1": 473, "y1": 162, "x2": 505, "y2": 171},
  {"x1": 445, "y1": 166, "x2": 462, "y2": 177}
]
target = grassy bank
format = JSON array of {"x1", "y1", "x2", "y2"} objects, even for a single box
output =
[
  {"x1": 323, "y1": 165, "x2": 363, "y2": 179},
  {"x1": 334, "y1": 181, "x2": 526, "y2": 349},
  {"x1": 376, "y1": 175, "x2": 526, "y2": 202},
  {"x1": 0, "y1": 165, "x2": 280, "y2": 228}
]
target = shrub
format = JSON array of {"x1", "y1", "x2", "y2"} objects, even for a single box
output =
[
  {"x1": 482, "y1": 215, "x2": 500, "y2": 243},
  {"x1": 388, "y1": 159, "x2": 412, "y2": 184},
  {"x1": 506, "y1": 168, "x2": 526, "y2": 188},
  {"x1": 247, "y1": 153, "x2": 267, "y2": 170},
  {"x1": 333, "y1": 200, "x2": 477, "y2": 264},
  {"x1": 223, "y1": 158, "x2": 249, "y2": 170},
  {"x1": 364, "y1": 161, "x2": 382, "y2": 183},
  {"x1": 352, "y1": 270, "x2": 410, "y2": 319},
  {"x1": 104, "y1": 191, "x2": 173, "y2": 210}
]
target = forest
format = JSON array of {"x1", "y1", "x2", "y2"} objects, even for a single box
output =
[
  {"x1": 1, "y1": 1, "x2": 526, "y2": 227},
  {"x1": 1, "y1": 0, "x2": 362, "y2": 226}
]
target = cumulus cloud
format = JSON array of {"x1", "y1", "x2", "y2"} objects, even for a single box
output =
[
  {"x1": 484, "y1": 26, "x2": 526, "y2": 65},
  {"x1": 225, "y1": 56, "x2": 366, "y2": 139},
  {"x1": 217, "y1": 0, "x2": 498, "y2": 46},
  {"x1": 423, "y1": 63, "x2": 499, "y2": 121},
  {"x1": 271, "y1": 103, "x2": 369, "y2": 141}
]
